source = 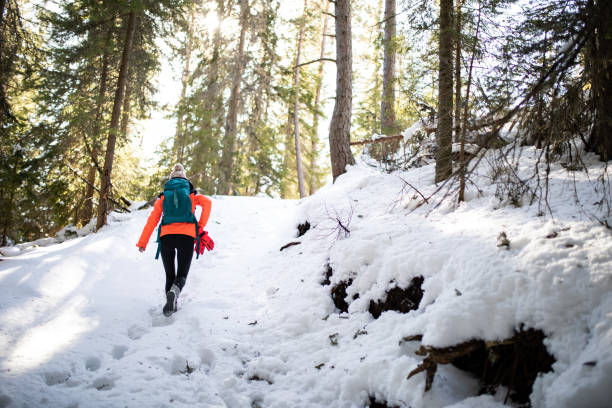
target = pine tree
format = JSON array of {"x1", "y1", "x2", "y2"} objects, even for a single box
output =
[
  {"x1": 218, "y1": 0, "x2": 249, "y2": 195},
  {"x1": 329, "y1": 0, "x2": 355, "y2": 181},
  {"x1": 435, "y1": 0, "x2": 454, "y2": 183},
  {"x1": 381, "y1": 0, "x2": 397, "y2": 135},
  {"x1": 96, "y1": 7, "x2": 138, "y2": 230}
]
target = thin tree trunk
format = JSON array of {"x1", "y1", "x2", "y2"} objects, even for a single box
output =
[
  {"x1": 1, "y1": 154, "x2": 18, "y2": 246},
  {"x1": 81, "y1": 26, "x2": 113, "y2": 226},
  {"x1": 381, "y1": 0, "x2": 396, "y2": 135},
  {"x1": 293, "y1": 0, "x2": 308, "y2": 198},
  {"x1": 193, "y1": 1, "x2": 225, "y2": 190},
  {"x1": 281, "y1": 107, "x2": 294, "y2": 199},
  {"x1": 246, "y1": 17, "x2": 276, "y2": 195},
  {"x1": 329, "y1": 0, "x2": 355, "y2": 181},
  {"x1": 96, "y1": 9, "x2": 137, "y2": 230},
  {"x1": 454, "y1": 0, "x2": 461, "y2": 143},
  {"x1": 120, "y1": 65, "x2": 132, "y2": 139},
  {"x1": 586, "y1": 0, "x2": 612, "y2": 161},
  {"x1": 310, "y1": 0, "x2": 330, "y2": 195},
  {"x1": 435, "y1": 0, "x2": 454, "y2": 183},
  {"x1": 218, "y1": 0, "x2": 249, "y2": 195},
  {"x1": 458, "y1": 0, "x2": 481, "y2": 202},
  {"x1": 175, "y1": 9, "x2": 195, "y2": 164}
]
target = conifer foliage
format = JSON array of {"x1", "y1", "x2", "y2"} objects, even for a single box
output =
[{"x1": 1, "y1": 0, "x2": 611, "y2": 245}]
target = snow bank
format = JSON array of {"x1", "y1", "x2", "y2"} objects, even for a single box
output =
[
  {"x1": 291, "y1": 148, "x2": 612, "y2": 407},
  {"x1": 1, "y1": 145, "x2": 611, "y2": 407}
]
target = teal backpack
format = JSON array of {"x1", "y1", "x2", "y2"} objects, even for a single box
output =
[{"x1": 155, "y1": 178, "x2": 200, "y2": 259}]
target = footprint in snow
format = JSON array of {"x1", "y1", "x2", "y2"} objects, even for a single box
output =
[
  {"x1": 127, "y1": 324, "x2": 149, "y2": 340},
  {"x1": 111, "y1": 345, "x2": 128, "y2": 360},
  {"x1": 43, "y1": 370, "x2": 71, "y2": 386},
  {"x1": 151, "y1": 314, "x2": 175, "y2": 327},
  {"x1": 92, "y1": 376, "x2": 115, "y2": 391},
  {"x1": 85, "y1": 356, "x2": 101, "y2": 371}
]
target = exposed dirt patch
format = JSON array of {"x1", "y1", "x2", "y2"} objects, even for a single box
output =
[
  {"x1": 407, "y1": 327, "x2": 555, "y2": 406},
  {"x1": 367, "y1": 395, "x2": 399, "y2": 408},
  {"x1": 297, "y1": 221, "x2": 311, "y2": 237},
  {"x1": 331, "y1": 279, "x2": 358, "y2": 313},
  {"x1": 368, "y1": 276, "x2": 424, "y2": 318},
  {"x1": 321, "y1": 263, "x2": 333, "y2": 286}
]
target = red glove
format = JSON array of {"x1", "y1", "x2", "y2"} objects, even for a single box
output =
[{"x1": 196, "y1": 227, "x2": 214, "y2": 254}]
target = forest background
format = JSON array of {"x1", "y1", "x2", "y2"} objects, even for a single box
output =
[{"x1": 1, "y1": 0, "x2": 610, "y2": 246}]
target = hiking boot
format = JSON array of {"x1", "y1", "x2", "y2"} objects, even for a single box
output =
[{"x1": 163, "y1": 284, "x2": 180, "y2": 316}]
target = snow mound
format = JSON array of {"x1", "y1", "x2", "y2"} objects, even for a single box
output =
[{"x1": 1, "y1": 146, "x2": 611, "y2": 407}]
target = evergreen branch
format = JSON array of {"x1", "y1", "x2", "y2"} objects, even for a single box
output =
[{"x1": 64, "y1": 164, "x2": 131, "y2": 213}]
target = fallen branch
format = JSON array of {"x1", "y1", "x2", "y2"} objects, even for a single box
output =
[
  {"x1": 280, "y1": 241, "x2": 301, "y2": 251},
  {"x1": 350, "y1": 134, "x2": 403, "y2": 146},
  {"x1": 399, "y1": 177, "x2": 429, "y2": 204}
]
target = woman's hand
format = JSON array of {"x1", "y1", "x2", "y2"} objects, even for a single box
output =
[{"x1": 138, "y1": 247, "x2": 146, "y2": 253}]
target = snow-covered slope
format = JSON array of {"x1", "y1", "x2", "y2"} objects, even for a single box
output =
[{"x1": 1, "y1": 148, "x2": 611, "y2": 408}]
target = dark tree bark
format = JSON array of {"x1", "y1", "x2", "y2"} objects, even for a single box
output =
[
  {"x1": 435, "y1": 0, "x2": 454, "y2": 183},
  {"x1": 96, "y1": 9, "x2": 137, "y2": 230},
  {"x1": 329, "y1": 0, "x2": 355, "y2": 181},
  {"x1": 120, "y1": 65, "x2": 132, "y2": 139},
  {"x1": 80, "y1": 25, "x2": 113, "y2": 226},
  {"x1": 218, "y1": 0, "x2": 249, "y2": 195},
  {"x1": 454, "y1": 0, "x2": 461, "y2": 144},
  {"x1": 458, "y1": 0, "x2": 481, "y2": 202},
  {"x1": 381, "y1": 0, "x2": 396, "y2": 135},
  {"x1": 586, "y1": 0, "x2": 612, "y2": 161}
]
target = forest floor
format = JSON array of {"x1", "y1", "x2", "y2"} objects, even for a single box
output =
[{"x1": 1, "y1": 148, "x2": 611, "y2": 408}]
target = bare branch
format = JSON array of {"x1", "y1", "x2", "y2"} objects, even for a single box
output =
[
  {"x1": 293, "y1": 57, "x2": 336, "y2": 69},
  {"x1": 65, "y1": 165, "x2": 131, "y2": 213}
]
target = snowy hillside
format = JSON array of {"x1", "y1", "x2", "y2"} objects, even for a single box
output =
[{"x1": 1, "y1": 148, "x2": 612, "y2": 408}]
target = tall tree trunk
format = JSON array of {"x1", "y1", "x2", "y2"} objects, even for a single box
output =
[
  {"x1": 175, "y1": 9, "x2": 195, "y2": 164},
  {"x1": 218, "y1": 0, "x2": 249, "y2": 195},
  {"x1": 309, "y1": 0, "x2": 330, "y2": 195},
  {"x1": 329, "y1": 0, "x2": 355, "y2": 181},
  {"x1": 435, "y1": 0, "x2": 454, "y2": 183},
  {"x1": 120, "y1": 65, "x2": 132, "y2": 139},
  {"x1": 293, "y1": 0, "x2": 308, "y2": 198},
  {"x1": 381, "y1": 0, "x2": 396, "y2": 135},
  {"x1": 192, "y1": 0, "x2": 225, "y2": 190},
  {"x1": 1, "y1": 153, "x2": 18, "y2": 246},
  {"x1": 96, "y1": 9, "x2": 137, "y2": 230},
  {"x1": 81, "y1": 25, "x2": 113, "y2": 226},
  {"x1": 458, "y1": 0, "x2": 480, "y2": 203},
  {"x1": 281, "y1": 107, "x2": 294, "y2": 199},
  {"x1": 586, "y1": 0, "x2": 612, "y2": 161},
  {"x1": 454, "y1": 0, "x2": 461, "y2": 143}
]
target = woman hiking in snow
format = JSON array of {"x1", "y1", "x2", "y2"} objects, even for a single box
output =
[{"x1": 136, "y1": 164, "x2": 213, "y2": 316}]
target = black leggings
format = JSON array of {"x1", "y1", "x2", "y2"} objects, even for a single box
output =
[{"x1": 160, "y1": 234, "x2": 195, "y2": 293}]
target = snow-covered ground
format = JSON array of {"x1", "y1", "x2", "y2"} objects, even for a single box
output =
[{"x1": 1, "y1": 147, "x2": 611, "y2": 407}]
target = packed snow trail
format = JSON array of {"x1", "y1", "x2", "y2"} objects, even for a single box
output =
[
  {"x1": 2, "y1": 156, "x2": 612, "y2": 408},
  {"x1": 0, "y1": 196, "x2": 302, "y2": 407}
]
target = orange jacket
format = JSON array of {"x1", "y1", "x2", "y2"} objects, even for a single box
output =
[{"x1": 136, "y1": 193, "x2": 212, "y2": 249}]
